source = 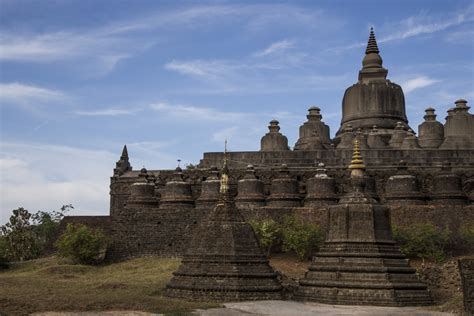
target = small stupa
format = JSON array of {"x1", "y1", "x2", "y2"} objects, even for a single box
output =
[
  {"x1": 165, "y1": 143, "x2": 282, "y2": 301},
  {"x1": 296, "y1": 140, "x2": 432, "y2": 306}
]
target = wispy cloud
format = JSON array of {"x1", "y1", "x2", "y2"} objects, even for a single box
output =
[
  {"x1": 74, "y1": 108, "x2": 139, "y2": 116},
  {"x1": 330, "y1": 5, "x2": 474, "y2": 52},
  {"x1": 0, "y1": 142, "x2": 115, "y2": 224},
  {"x1": 150, "y1": 101, "x2": 248, "y2": 121},
  {"x1": 380, "y1": 6, "x2": 474, "y2": 43},
  {"x1": 0, "y1": 82, "x2": 64, "y2": 105},
  {"x1": 254, "y1": 39, "x2": 295, "y2": 57},
  {"x1": 399, "y1": 76, "x2": 440, "y2": 93},
  {"x1": 0, "y1": 4, "x2": 334, "y2": 74}
]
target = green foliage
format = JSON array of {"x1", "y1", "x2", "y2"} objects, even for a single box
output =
[
  {"x1": 56, "y1": 224, "x2": 108, "y2": 264},
  {"x1": 185, "y1": 163, "x2": 197, "y2": 170},
  {"x1": 281, "y1": 215, "x2": 324, "y2": 261},
  {"x1": 249, "y1": 218, "x2": 281, "y2": 257},
  {"x1": 0, "y1": 236, "x2": 9, "y2": 269},
  {"x1": 392, "y1": 223, "x2": 450, "y2": 262},
  {"x1": 32, "y1": 204, "x2": 72, "y2": 251},
  {"x1": 459, "y1": 223, "x2": 474, "y2": 251},
  {"x1": 1, "y1": 208, "x2": 40, "y2": 261},
  {"x1": 0, "y1": 205, "x2": 71, "y2": 262}
]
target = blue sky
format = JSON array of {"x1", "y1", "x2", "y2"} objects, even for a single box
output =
[{"x1": 1, "y1": 0, "x2": 473, "y2": 222}]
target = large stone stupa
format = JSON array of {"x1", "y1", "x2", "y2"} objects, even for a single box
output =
[
  {"x1": 165, "y1": 151, "x2": 282, "y2": 301},
  {"x1": 296, "y1": 140, "x2": 432, "y2": 306},
  {"x1": 336, "y1": 28, "x2": 410, "y2": 142}
]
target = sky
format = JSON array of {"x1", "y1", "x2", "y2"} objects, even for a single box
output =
[{"x1": 1, "y1": 0, "x2": 473, "y2": 223}]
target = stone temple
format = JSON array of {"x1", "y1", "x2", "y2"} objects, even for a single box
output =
[
  {"x1": 297, "y1": 140, "x2": 432, "y2": 306},
  {"x1": 165, "y1": 153, "x2": 282, "y2": 301},
  {"x1": 66, "y1": 29, "x2": 473, "y2": 275}
]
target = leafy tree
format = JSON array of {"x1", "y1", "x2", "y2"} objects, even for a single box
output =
[
  {"x1": 281, "y1": 216, "x2": 324, "y2": 261},
  {"x1": 249, "y1": 218, "x2": 281, "y2": 257},
  {"x1": 1, "y1": 208, "x2": 40, "y2": 261},
  {"x1": 32, "y1": 204, "x2": 72, "y2": 251},
  {"x1": 56, "y1": 223, "x2": 108, "y2": 264},
  {"x1": 392, "y1": 223, "x2": 450, "y2": 262}
]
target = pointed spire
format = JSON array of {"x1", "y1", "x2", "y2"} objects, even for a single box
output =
[
  {"x1": 365, "y1": 27, "x2": 379, "y2": 54},
  {"x1": 220, "y1": 140, "x2": 230, "y2": 194},
  {"x1": 349, "y1": 140, "x2": 366, "y2": 178},
  {"x1": 121, "y1": 145, "x2": 129, "y2": 160}
]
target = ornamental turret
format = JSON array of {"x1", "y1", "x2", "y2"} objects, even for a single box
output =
[
  {"x1": 235, "y1": 165, "x2": 266, "y2": 208},
  {"x1": 336, "y1": 28, "x2": 410, "y2": 140},
  {"x1": 294, "y1": 106, "x2": 331, "y2": 150},
  {"x1": 260, "y1": 120, "x2": 290, "y2": 151},
  {"x1": 304, "y1": 163, "x2": 337, "y2": 207},
  {"x1": 418, "y1": 108, "x2": 444, "y2": 148},
  {"x1": 160, "y1": 166, "x2": 194, "y2": 208},
  {"x1": 114, "y1": 145, "x2": 132, "y2": 176},
  {"x1": 267, "y1": 164, "x2": 301, "y2": 207},
  {"x1": 196, "y1": 166, "x2": 220, "y2": 209},
  {"x1": 440, "y1": 99, "x2": 474, "y2": 149}
]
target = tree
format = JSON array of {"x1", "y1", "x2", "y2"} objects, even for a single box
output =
[
  {"x1": 281, "y1": 216, "x2": 324, "y2": 261},
  {"x1": 249, "y1": 218, "x2": 281, "y2": 257},
  {"x1": 1, "y1": 208, "x2": 40, "y2": 261},
  {"x1": 56, "y1": 224, "x2": 108, "y2": 264}
]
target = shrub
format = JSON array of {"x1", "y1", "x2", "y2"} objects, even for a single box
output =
[
  {"x1": 392, "y1": 223, "x2": 450, "y2": 262},
  {"x1": 56, "y1": 224, "x2": 108, "y2": 264},
  {"x1": 281, "y1": 216, "x2": 324, "y2": 261},
  {"x1": 1, "y1": 208, "x2": 41, "y2": 261},
  {"x1": 249, "y1": 218, "x2": 281, "y2": 257},
  {"x1": 32, "y1": 204, "x2": 72, "y2": 253}
]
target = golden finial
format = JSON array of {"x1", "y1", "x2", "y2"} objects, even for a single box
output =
[
  {"x1": 348, "y1": 139, "x2": 366, "y2": 178},
  {"x1": 220, "y1": 139, "x2": 229, "y2": 194}
]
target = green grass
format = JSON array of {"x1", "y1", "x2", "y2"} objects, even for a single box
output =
[{"x1": 0, "y1": 256, "x2": 218, "y2": 315}]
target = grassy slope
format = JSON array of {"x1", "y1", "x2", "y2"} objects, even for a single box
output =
[{"x1": 0, "y1": 256, "x2": 217, "y2": 316}]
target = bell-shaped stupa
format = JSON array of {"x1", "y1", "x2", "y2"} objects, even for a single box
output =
[{"x1": 336, "y1": 28, "x2": 410, "y2": 140}]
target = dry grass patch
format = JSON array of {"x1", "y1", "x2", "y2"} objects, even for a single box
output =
[{"x1": 0, "y1": 256, "x2": 218, "y2": 315}]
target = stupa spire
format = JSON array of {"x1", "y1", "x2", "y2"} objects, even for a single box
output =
[
  {"x1": 121, "y1": 145, "x2": 129, "y2": 160},
  {"x1": 365, "y1": 27, "x2": 379, "y2": 54},
  {"x1": 349, "y1": 140, "x2": 366, "y2": 178},
  {"x1": 220, "y1": 139, "x2": 229, "y2": 194}
]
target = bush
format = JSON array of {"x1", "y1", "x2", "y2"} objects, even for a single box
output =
[
  {"x1": 281, "y1": 216, "x2": 324, "y2": 261},
  {"x1": 56, "y1": 224, "x2": 108, "y2": 264},
  {"x1": 1, "y1": 208, "x2": 41, "y2": 261},
  {"x1": 249, "y1": 218, "x2": 281, "y2": 257},
  {"x1": 32, "y1": 204, "x2": 72, "y2": 252},
  {"x1": 392, "y1": 223, "x2": 450, "y2": 262}
]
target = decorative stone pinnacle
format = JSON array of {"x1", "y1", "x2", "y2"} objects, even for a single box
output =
[
  {"x1": 268, "y1": 119, "x2": 280, "y2": 132},
  {"x1": 121, "y1": 145, "x2": 129, "y2": 160},
  {"x1": 220, "y1": 140, "x2": 230, "y2": 194},
  {"x1": 424, "y1": 107, "x2": 436, "y2": 121},
  {"x1": 307, "y1": 106, "x2": 322, "y2": 121},
  {"x1": 365, "y1": 27, "x2": 380, "y2": 54},
  {"x1": 349, "y1": 140, "x2": 366, "y2": 177}
]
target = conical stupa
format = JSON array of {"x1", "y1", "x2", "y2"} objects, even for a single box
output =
[
  {"x1": 296, "y1": 140, "x2": 432, "y2": 306},
  {"x1": 165, "y1": 145, "x2": 282, "y2": 301}
]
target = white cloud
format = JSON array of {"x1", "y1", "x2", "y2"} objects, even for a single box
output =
[
  {"x1": 74, "y1": 108, "x2": 139, "y2": 116},
  {"x1": 254, "y1": 39, "x2": 295, "y2": 57},
  {"x1": 380, "y1": 6, "x2": 474, "y2": 43},
  {"x1": 150, "y1": 101, "x2": 248, "y2": 121},
  {"x1": 399, "y1": 76, "x2": 440, "y2": 93},
  {"x1": 330, "y1": 5, "x2": 474, "y2": 52},
  {"x1": 0, "y1": 142, "x2": 116, "y2": 224},
  {"x1": 0, "y1": 82, "x2": 64, "y2": 105},
  {"x1": 0, "y1": 4, "x2": 335, "y2": 74},
  {"x1": 211, "y1": 126, "x2": 239, "y2": 143}
]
